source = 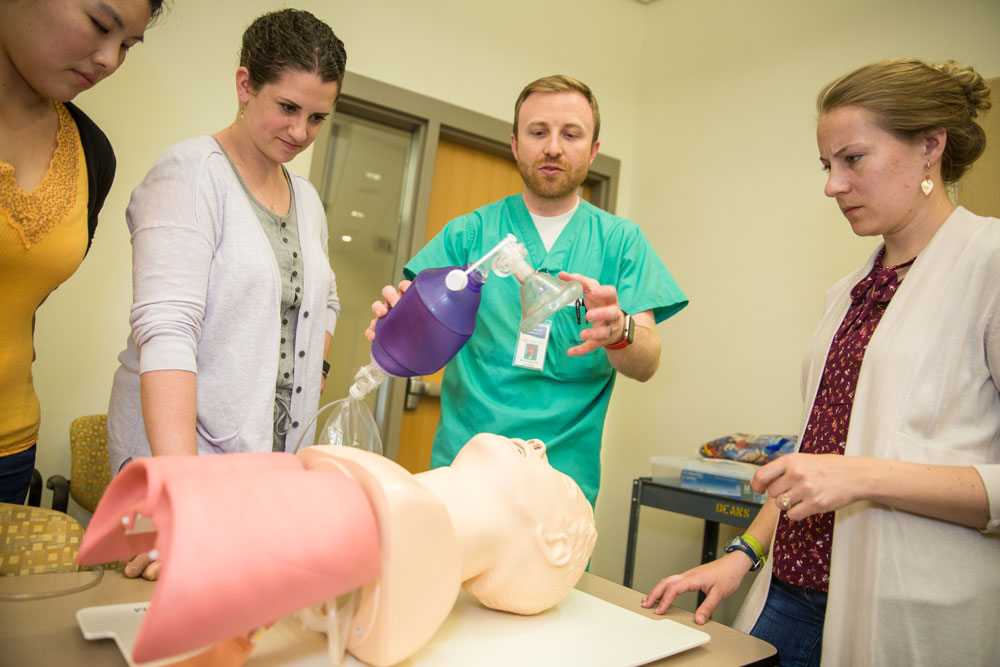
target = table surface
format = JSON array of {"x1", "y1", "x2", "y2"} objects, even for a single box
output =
[{"x1": 0, "y1": 569, "x2": 775, "y2": 666}]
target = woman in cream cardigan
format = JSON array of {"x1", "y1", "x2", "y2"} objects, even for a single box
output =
[
  {"x1": 644, "y1": 59, "x2": 998, "y2": 667},
  {"x1": 108, "y1": 9, "x2": 344, "y2": 578}
]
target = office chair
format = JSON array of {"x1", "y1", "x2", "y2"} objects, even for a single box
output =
[
  {"x1": 0, "y1": 502, "x2": 85, "y2": 576},
  {"x1": 46, "y1": 415, "x2": 112, "y2": 514},
  {"x1": 27, "y1": 469, "x2": 42, "y2": 507}
]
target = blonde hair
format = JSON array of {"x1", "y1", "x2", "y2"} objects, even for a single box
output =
[
  {"x1": 513, "y1": 74, "x2": 601, "y2": 143},
  {"x1": 817, "y1": 59, "x2": 992, "y2": 184}
]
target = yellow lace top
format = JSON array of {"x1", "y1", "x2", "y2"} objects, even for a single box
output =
[{"x1": 0, "y1": 103, "x2": 89, "y2": 456}]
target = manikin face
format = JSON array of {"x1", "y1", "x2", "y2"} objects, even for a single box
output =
[
  {"x1": 237, "y1": 67, "x2": 339, "y2": 165},
  {"x1": 451, "y1": 433, "x2": 581, "y2": 508},
  {"x1": 1, "y1": 0, "x2": 152, "y2": 102},
  {"x1": 817, "y1": 105, "x2": 931, "y2": 240},
  {"x1": 453, "y1": 433, "x2": 596, "y2": 614},
  {"x1": 511, "y1": 91, "x2": 600, "y2": 206}
]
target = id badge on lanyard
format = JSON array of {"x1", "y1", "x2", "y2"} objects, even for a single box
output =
[{"x1": 512, "y1": 320, "x2": 551, "y2": 371}]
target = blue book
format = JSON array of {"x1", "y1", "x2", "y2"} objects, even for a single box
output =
[{"x1": 680, "y1": 468, "x2": 766, "y2": 503}]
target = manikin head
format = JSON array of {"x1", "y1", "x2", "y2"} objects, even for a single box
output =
[{"x1": 442, "y1": 433, "x2": 597, "y2": 614}]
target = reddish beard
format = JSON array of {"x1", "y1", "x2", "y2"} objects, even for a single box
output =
[{"x1": 517, "y1": 158, "x2": 587, "y2": 200}]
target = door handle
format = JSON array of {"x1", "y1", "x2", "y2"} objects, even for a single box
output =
[{"x1": 404, "y1": 377, "x2": 442, "y2": 410}]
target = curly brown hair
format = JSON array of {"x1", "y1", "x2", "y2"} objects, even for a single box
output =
[{"x1": 239, "y1": 9, "x2": 346, "y2": 92}]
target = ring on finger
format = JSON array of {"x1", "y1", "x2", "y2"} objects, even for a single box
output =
[{"x1": 778, "y1": 492, "x2": 792, "y2": 511}]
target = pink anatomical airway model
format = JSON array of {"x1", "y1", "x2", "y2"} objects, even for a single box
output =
[
  {"x1": 78, "y1": 434, "x2": 597, "y2": 667},
  {"x1": 77, "y1": 452, "x2": 380, "y2": 663}
]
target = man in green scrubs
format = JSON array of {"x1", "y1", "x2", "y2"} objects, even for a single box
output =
[{"x1": 374, "y1": 75, "x2": 687, "y2": 505}]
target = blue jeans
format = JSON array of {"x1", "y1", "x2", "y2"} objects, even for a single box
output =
[
  {"x1": 0, "y1": 445, "x2": 37, "y2": 504},
  {"x1": 750, "y1": 577, "x2": 827, "y2": 667}
]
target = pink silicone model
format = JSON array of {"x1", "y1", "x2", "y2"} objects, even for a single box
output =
[{"x1": 76, "y1": 452, "x2": 380, "y2": 663}]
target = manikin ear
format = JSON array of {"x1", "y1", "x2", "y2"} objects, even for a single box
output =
[
  {"x1": 922, "y1": 128, "x2": 947, "y2": 166},
  {"x1": 535, "y1": 524, "x2": 573, "y2": 567}
]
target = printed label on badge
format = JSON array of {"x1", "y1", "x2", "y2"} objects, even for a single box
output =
[{"x1": 513, "y1": 320, "x2": 550, "y2": 370}]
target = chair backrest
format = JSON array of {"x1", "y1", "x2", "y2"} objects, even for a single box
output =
[
  {"x1": 69, "y1": 415, "x2": 112, "y2": 513},
  {"x1": 0, "y1": 503, "x2": 84, "y2": 575}
]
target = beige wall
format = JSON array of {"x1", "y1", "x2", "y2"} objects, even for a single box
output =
[{"x1": 30, "y1": 0, "x2": 1000, "y2": 622}]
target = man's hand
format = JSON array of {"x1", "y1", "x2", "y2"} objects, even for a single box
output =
[
  {"x1": 365, "y1": 280, "x2": 412, "y2": 341},
  {"x1": 558, "y1": 271, "x2": 626, "y2": 356},
  {"x1": 557, "y1": 271, "x2": 661, "y2": 380}
]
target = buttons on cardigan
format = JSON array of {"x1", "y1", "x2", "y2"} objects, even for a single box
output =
[{"x1": 298, "y1": 351, "x2": 305, "y2": 358}]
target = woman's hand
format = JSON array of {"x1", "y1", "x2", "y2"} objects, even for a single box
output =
[
  {"x1": 754, "y1": 453, "x2": 990, "y2": 529},
  {"x1": 641, "y1": 552, "x2": 752, "y2": 624},
  {"x1": 752, "y1": 452, "x2": 863, "y2": 520},
  {"x1": 752, "y1": 452, "x2": 868, "y2": 520},
  {"x1": 365, "y1": 280, "x2": 411, "y2": 342},
  {"x1": 123, "y1": 552, "x2": 161, "y2": 580}
]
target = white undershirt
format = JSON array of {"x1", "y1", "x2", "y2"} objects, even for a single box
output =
[{"x1": 530, "y1": 201, "x2": 579, "y2": 251}]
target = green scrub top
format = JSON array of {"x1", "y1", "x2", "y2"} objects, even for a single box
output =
[{"x1": 405, "y1": 195, "x2": 687, "y2": 504}]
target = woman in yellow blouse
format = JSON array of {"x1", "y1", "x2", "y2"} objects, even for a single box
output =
[{"x1": 0, "y1": 0, "x2": 166, "y2": 504}]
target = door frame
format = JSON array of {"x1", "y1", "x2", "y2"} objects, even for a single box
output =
[{"x1": 309, "y1": 71, "x2": 622, "y2": 462}]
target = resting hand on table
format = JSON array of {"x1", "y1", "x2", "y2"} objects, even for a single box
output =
[
  {"x1": 641, "y1": 552, "x2": 752, "y2": 624},
  {"x1": 123, "y1": 552, "x2": 161, "y2": 580},
  {"x1": 752, "y1": 452, "x2": 861, "y2": 521},
  {"x1": 365, "y1": 280, "x2": 411, "y2": 342}
]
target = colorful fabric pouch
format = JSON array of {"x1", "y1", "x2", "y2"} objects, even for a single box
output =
[{"x1": 699, "y1": 433, "x2": 797, "y2": 464}]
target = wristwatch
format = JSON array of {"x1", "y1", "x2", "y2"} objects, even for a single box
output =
[
  {"x1": 605, "y1": 312, "x2": 634, "y2": 350},
  {"x1": 725, "y1": 536, "x2": 764, "y2": 571}
]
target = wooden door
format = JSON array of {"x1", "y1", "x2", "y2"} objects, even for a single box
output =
[{"x1": 958, "y1": 76, "x2": 1000, "y2": 218}]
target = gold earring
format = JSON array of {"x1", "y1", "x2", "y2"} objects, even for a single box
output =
[
  {"x1": 920, "y1": 162, "x2": 934, "y2": 196},
  {"x1": 238, "y1": 102, "x2": 245, "y2": 120}
]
